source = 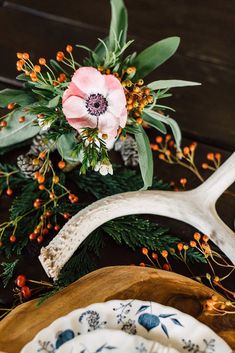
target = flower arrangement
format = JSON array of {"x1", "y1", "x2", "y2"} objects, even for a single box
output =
[{"x1": 0, "y1": 0, "x2": 199, "y2": 188}]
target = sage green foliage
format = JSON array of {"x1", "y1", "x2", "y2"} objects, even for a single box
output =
[
  {"x1": 0, "y1": 88, "x2": 35, "y2": 108},
  {"x1": 132, "y1": 37, "x2": 180, "y2": 80},
  {"x1": 109, "y1": 0, "x2": 128, "y2": 50},
  {"x1": 134, "y1": 125, "x2": 153, "y2": 190},
  {"x1": 144, "y1": 109, "x2": 182, "y2": 151},
  {"x1": 0, "y1": 109, "x2": 40, "y2": 148},
  {"x1": 148, "y1": 80, "x2": 201, "y2": 90}
]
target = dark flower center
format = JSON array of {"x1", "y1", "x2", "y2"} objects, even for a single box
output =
[{"x1": 85, "y1": 93, "x2": 108, "y2": 116}]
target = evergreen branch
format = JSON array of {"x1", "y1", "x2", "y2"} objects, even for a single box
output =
[{"x1": 0, "y1": 260, "x2": 19, "y2": 288}]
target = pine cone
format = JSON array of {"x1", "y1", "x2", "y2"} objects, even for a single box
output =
[
  {"x1": 17, "y1": 153, "x2": 43, "y2": 179},
  {"x1": 29, "y1": 134, "x2": 56, "y2": 155},
  {"x1": 115, "y1": 136, "x2": 139, "y2": 167}
]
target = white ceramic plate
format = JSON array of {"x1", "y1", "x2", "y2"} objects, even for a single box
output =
[
  {"x1": 21, "y1": 299, "x2": 231, "y2": 353},
  {"x1": 57, "y1": 328, "x2": 180, "y2": 353}
]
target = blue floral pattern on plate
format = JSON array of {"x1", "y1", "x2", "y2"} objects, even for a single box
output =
[{"x1": 21, "y1": 299, "x2": 231, "y2": 353}]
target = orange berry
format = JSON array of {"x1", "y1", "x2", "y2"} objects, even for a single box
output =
[
  {"x1": 22, "y1": 53, "x2": 29, "y2": 60},
  {"x1": 161, "y1": 250, "x2": 168, "y2": 258},
  {"x1": 155, "y1": 136, "x2": 163, "y2": 143},
  {"x1": 6, "y1": 188, "x2": 13, "y2": 196},
  {"x1": 66, "y1": 45, "x2": 73, "y2": 53},
  {"x1": 56, "y1": 51, "x2": 64, "y2": 61},
  {"x1": 207, "y1": 153, "x2": 214, "y2": 161},
  {"x1": 180, "y1": 178, "x2": 187, "y2": 186},
  {"x1": 54, "y1": 224, "x2": 60, "y2": 231},
  {"x1": 139, "y1": 262, "x2": 146, "y2": 267},
  {"x1": 34, "y1": 65, "x2": 41, "y2": 73},
  {"x1": 49, "y1": 192, "x2": 55, "y2": 200},
  {"x1": 162, "y1": 263, "x2": 170, "y2": 271},
  {"x1": 177, "y1": 243, "x2": 183, "y2": 251},
  {"x1": 126, "y1": 66, "x2": 136, "y2": 75},
  {"x1": 34, "y1": 171, "x2": 40, "y2": 180},
  {"x1": 37, "y1": 235, "x2": 44, "y2": 244},
  {"x1": 37, "y1": 175, "x2": 45, "y2": 184},
  {"x1": 30, "y1": 71, "x2": 37, "y2": 79},
  {"x1": 39, "y1": 58, "x2": 46, "y2": 65},
  {"x1": 136, "y1": 118, "x2": 143, "y2": 125},
  {"x1": 102, "y1": 133, "x2": 108, "y2": 140},
  {"x1": 165, "y1": 150, "x2": 171, "y2": 156},
  {"x1": 16, "y1": 52, "x2": 23, "y2": 59},
  {"x1": 189, "y1": 142, "x2": 197, "y2": 151},
  {"x1": 9, "y1": 234, "x2": 16, "y2": 243},
  {"x1": 144, "y1": 88, "x2": 150, "y2": 95},
  {"x1": 151, "y1": 144, "x2": 159, "y2": 151},
  {"x1": 159, "y1": 154, "x2": 165, "y2": 160},
  {"x1": 33, "y1": 201, "x2": 41, "y2": 209},
  {"x1": 215, "y1": 153, "x2": 221, "y2": 161},
  {"x1": 183, "y1": 245, "x2": 189, "y2": 250},
  {"x1": 203, "y1": 235, "x2": 209, "y2": 242},
  {"x1": 165, "y1": 134, "x2": 172, "y2": 142},
  {"x1": 142, "y1": 247, "x2": 148, "y2": 255},
  {"x1": 194, "y1": 232, "x2": 201, "y2": 241},
  {"x1": 39, "y1": 151, "x2": 46, "y2": 159},
  {"x1": 58, "y1": 160, "x2": 66, "y2": 169},
  {"x1": 45, "y1": 210, "x2": 53, "y2": 217},
  {"x1": 190, "y1": 241, "x2": 197, "y2": 247},
  {"x1": 47, "y1": 223, "x2": 53, "y2": 229},
  {"x1": 52, "y1": 175, "x2": 60, "y2": 184},
  {"x1": 38, "y1": 184, "x2": 45, "y2": 191},
  {"x1": 0, "y1": 120, "x2": 7, "y2": 127},
  {"x1": 183, "y1": 147, "x2": 190, "y2": 155},
  {"x1": 18, "y1": 116, "x2": 26, "y2": 123},
  {"x1": 202, "y1": 163, "x2": 208, "y2": 169},
  {"x1": 63, "y1": 212, "x2": 70, "y2": 220},
  {"x1": 58, "y1": 73, "x2": 67, "y2": 82},
  {"x1": 29, "y1": 233, "x2": 36, "y2": 241},
  {"x1": 7, "y1": 103, "x2": 15, "y2": 110},
  {"x1": 152, "y1": 252, "x2": 158, "y2": 260},
  {"x1": 0, "y1": 241, "x2": 3, "y2": 247}
]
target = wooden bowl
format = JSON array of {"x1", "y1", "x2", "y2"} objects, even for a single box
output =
[{"x1": 0, "y1": 266, "x2": 234, "y2": 353}]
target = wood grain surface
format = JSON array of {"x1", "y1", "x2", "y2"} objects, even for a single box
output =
[{"x1": 0, "y1": 266, "x2": 234, "y2": 353}]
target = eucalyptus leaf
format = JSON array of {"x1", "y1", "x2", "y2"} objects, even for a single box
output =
[
  {"x1": 142, "y1": 111, "x2": 167, "y2": 134},
  {"x1": 0, "y1": 89, "x2": 35, "y2": 108},
  {"x1": 109, "y1": 0, "x2": 128, "y2": 50},
  {"x1": 144, "y1": 109, "x2": 181, "y2": 150},
  {"x1": 148, "y1": 79, "x2": 201, "y2": 90},
  {"x1": 57, "y1": 133, "x2": 82, "y2": 163},
  {"x1": 132, "y1": 37, "x2": 180, "y2": 80},
  {"x1": 134, "y1": 125, "x2": 153, "y2": 190},
  {"x1": 47, "y1": 95, "x2": 61, "y2": 108},
  {"x1": 0, "y1": 109, "x2": 40, "y2": 148}
]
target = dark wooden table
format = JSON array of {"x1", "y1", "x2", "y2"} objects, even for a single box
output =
[{"x1": 0, "y1": 1, "x2": 234, "y2": 307}]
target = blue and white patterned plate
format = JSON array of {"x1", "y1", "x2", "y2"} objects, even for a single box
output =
[
  {"x1": 21, "y1": 299, "x2": 232, "y2": 353},
  {"x1": 56, "y1": 329, "x2": 180, "y2": 353}
]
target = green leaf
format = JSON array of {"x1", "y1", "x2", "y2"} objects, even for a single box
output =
[
  {"x1": 142, "y1": 111, "x2": 167, "y2": 134},
  {"x1": 57, "y1": 133, "x2": 82, "y2": 163},
  {"x1": 47, "y1": 95, "x2": 61, "y2": 108},
  {"x1": 148, "y1": 80, "x2": 201, "y2": 90},
  {"x1": 0, "y1": 88, "x2": 35, "y2": 108},
  {"x1": 0, "y1": 109, "x2": 40, "y2": 148},
  {"x1": 50, "y1": 59, "x2": 69, "y2": 76},
  {"x1": 109, "y1": 0, "x2": 128, "y2": 50},
  {"x1": 134, "y1": 125, "x2": 153, "y2": 190},
  {"x1": 144, "y1": 109, "x2": 181, "y2": 150},
  {"x1": 132, "y1": 37, "x2": 180, "y2": 80}
]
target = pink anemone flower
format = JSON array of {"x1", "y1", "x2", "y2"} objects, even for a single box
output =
[{"x1": 62, "y1": 67, "x2": 127, "y2": 139}]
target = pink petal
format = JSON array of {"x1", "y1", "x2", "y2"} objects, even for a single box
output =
[
  {"x1": 62, "y1": 82, "x2": 85, "y2": 104},
  {"x1": 72, "y1": 67, "x2": 107, "y2": 96},
  {"x1": 98, "y1": 111, "x2": 120, "y2": 137},
  {"x1": 104, "y1": 75, "x2": 127, "y2": 127},
  {"x1": 67, "y1": 117, "x2": 97, "y2": 131},
  {"x1": 62, "y1": 96, "x2": 87, "y2": 119}
]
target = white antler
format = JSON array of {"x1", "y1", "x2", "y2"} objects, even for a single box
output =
[{"x1": 39, "y1": 153, "x2": 235, "y2": 280}]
